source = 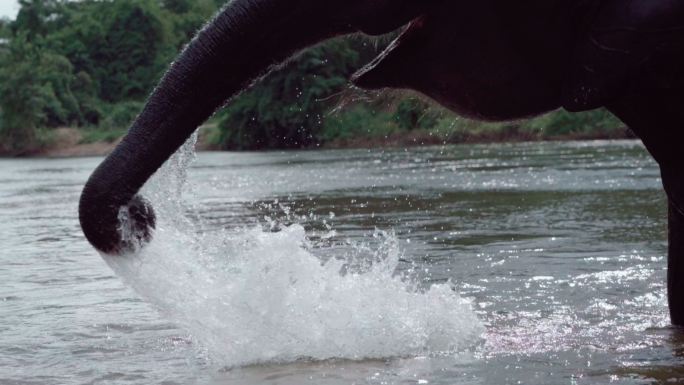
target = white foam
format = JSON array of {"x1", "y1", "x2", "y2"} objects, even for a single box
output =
[{"x1": 104, "y1": 137, "x2": 484, "y2": 368}]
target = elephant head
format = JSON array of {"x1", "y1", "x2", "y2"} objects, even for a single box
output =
[{"x1": 79, "y1": 0, "x2": 444, "y2": 255}]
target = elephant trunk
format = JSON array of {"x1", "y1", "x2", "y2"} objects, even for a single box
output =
[{"x1": 79, "y1": 0, "x2": 347, "y2": 254}]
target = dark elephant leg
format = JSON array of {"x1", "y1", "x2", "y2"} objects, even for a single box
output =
[
  {"x1": 608, "y1": 91, "x2": 684, "y2": 325},
  {"x1": 568, "y1": 0, "x2": 684, "y2": 325},
  {"x1": 670, "y1": 201, "x2": 684, "y2": 325}
]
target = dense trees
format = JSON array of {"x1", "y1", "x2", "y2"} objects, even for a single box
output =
[
  {"x1": 0, "y1": 0, "x2": 202, "y2": 152},
  {"x1": 0, "y1": 0, "x2": 625, "y2": 155},
  {"x1": 218, "y1": 39, "x2": 363, "y2": 150}
]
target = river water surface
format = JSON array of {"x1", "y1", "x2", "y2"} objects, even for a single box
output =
[{"x1": 1, "y1": 140, "x2": 682, "y2": 384}]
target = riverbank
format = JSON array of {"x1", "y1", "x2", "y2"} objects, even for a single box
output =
[
  {"x1": 323, "y1": 125, "x2": 635, "y2": 149},
  {"x1": 3, "y1": 127, "x2": 220, "y2": 158},
  {"x1": 33, "y1": 128, "x2": 121, "y2": 158},
  {"x1": 2, "y1": 124, "x2": 636, "y2": 158}
]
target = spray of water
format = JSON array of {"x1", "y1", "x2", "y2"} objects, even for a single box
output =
[{"x1": 104, "y1": 136, "x2": 484, "y2": 368}]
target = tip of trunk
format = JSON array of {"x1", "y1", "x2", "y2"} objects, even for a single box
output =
[{"x1": 79, "y1": 193, "x2": 156, "y2": 255}]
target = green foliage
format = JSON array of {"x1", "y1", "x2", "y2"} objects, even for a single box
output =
[
  {"x1": 71, "y1": 71, "x2": 102, "y2": 125},
  {"x1": 161, "y1": 0, "x2": 217, "y2": 49},
  {"x1": 393, "y1": 98, "x2": 440, "y2": 131},
  {"x1": 12, "y1": 0, "x2": 60, "y2": 39},
  {"x1": 320, "y1": 106, "x2": 398, "y2": 142},
  {"x1": 47, "y1": 0, "x2": 171, "y2": 101},
  {"x1": 0, "y1": 33, "x2": 85, "y2": 151},
  {"x1": 523, "y1": 108, "x2": 623, "y2": 137},
  {"x1": 0, "y1": 0, "x2": 224, "y2": 154},
  {"x1": 161, "y1": 0, "x2": 192, "y2": 14},
  {"x1": 0, "y1": 18, "x2": 11, "y2": 38},
  {"x1": 79, "y1": 127, "x2": 128, "y2": 144},
  {"x1": 99, "y1": 101, "x2": 144, "y2": 129},
  {"x1": 217, "y1": 38, "x2": 360, "y2": 150},
  {"x1": 0, "y1": 36, "x2": 42, "y2": 151},
  {"x1": 424, "y1": 107, "x2": 625, "y2": 143},
  {"x1": 100, "y1": 0, "x2": 168, "y2": 100}
]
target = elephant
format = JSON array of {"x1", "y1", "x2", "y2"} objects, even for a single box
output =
[{"x1": 78, "y1": 0, "x2": 684, "y2": 324}]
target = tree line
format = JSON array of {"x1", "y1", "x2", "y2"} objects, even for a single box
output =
[
  {"x1": 0, "y1": 0, "x2": 222, "y2": 152},
  {"x1": 0, "y1": 0, "x2": 626, "y2": 155}
]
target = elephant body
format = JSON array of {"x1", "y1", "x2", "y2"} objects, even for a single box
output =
[
  {"x1": 355, "y1": 0, "x2": 581, "y2": 120},
  {"x1": 357, "y1": 0, "x2": 684, "y2": 119},
  {"x1": 79, "y1": 0, "x2": 684, "y2": 325}
]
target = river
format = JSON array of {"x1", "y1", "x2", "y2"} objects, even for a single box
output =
[{"x1": 1, "y1": 140, "x2": 680, "y2": 384}]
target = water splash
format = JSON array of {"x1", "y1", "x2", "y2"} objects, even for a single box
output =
[{"x1": 103, "y1": 137, "x2": 484, "y2": 368}]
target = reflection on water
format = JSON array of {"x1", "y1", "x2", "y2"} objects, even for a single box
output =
[{"x1": 1, "y1": 140, "x2": 681, "y2": 384}]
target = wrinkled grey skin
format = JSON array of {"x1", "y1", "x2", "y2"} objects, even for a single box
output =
[{"x1": 79, "y1": 0, "x2": 684, "y2": 324}]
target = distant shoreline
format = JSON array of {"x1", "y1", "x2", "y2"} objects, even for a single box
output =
[
  {"x1": 323, "y1": 127, "x2": 635, "y2": 150},
  {"x1": 2, "y1": 126, "x2": 636, "y2": 159}
]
